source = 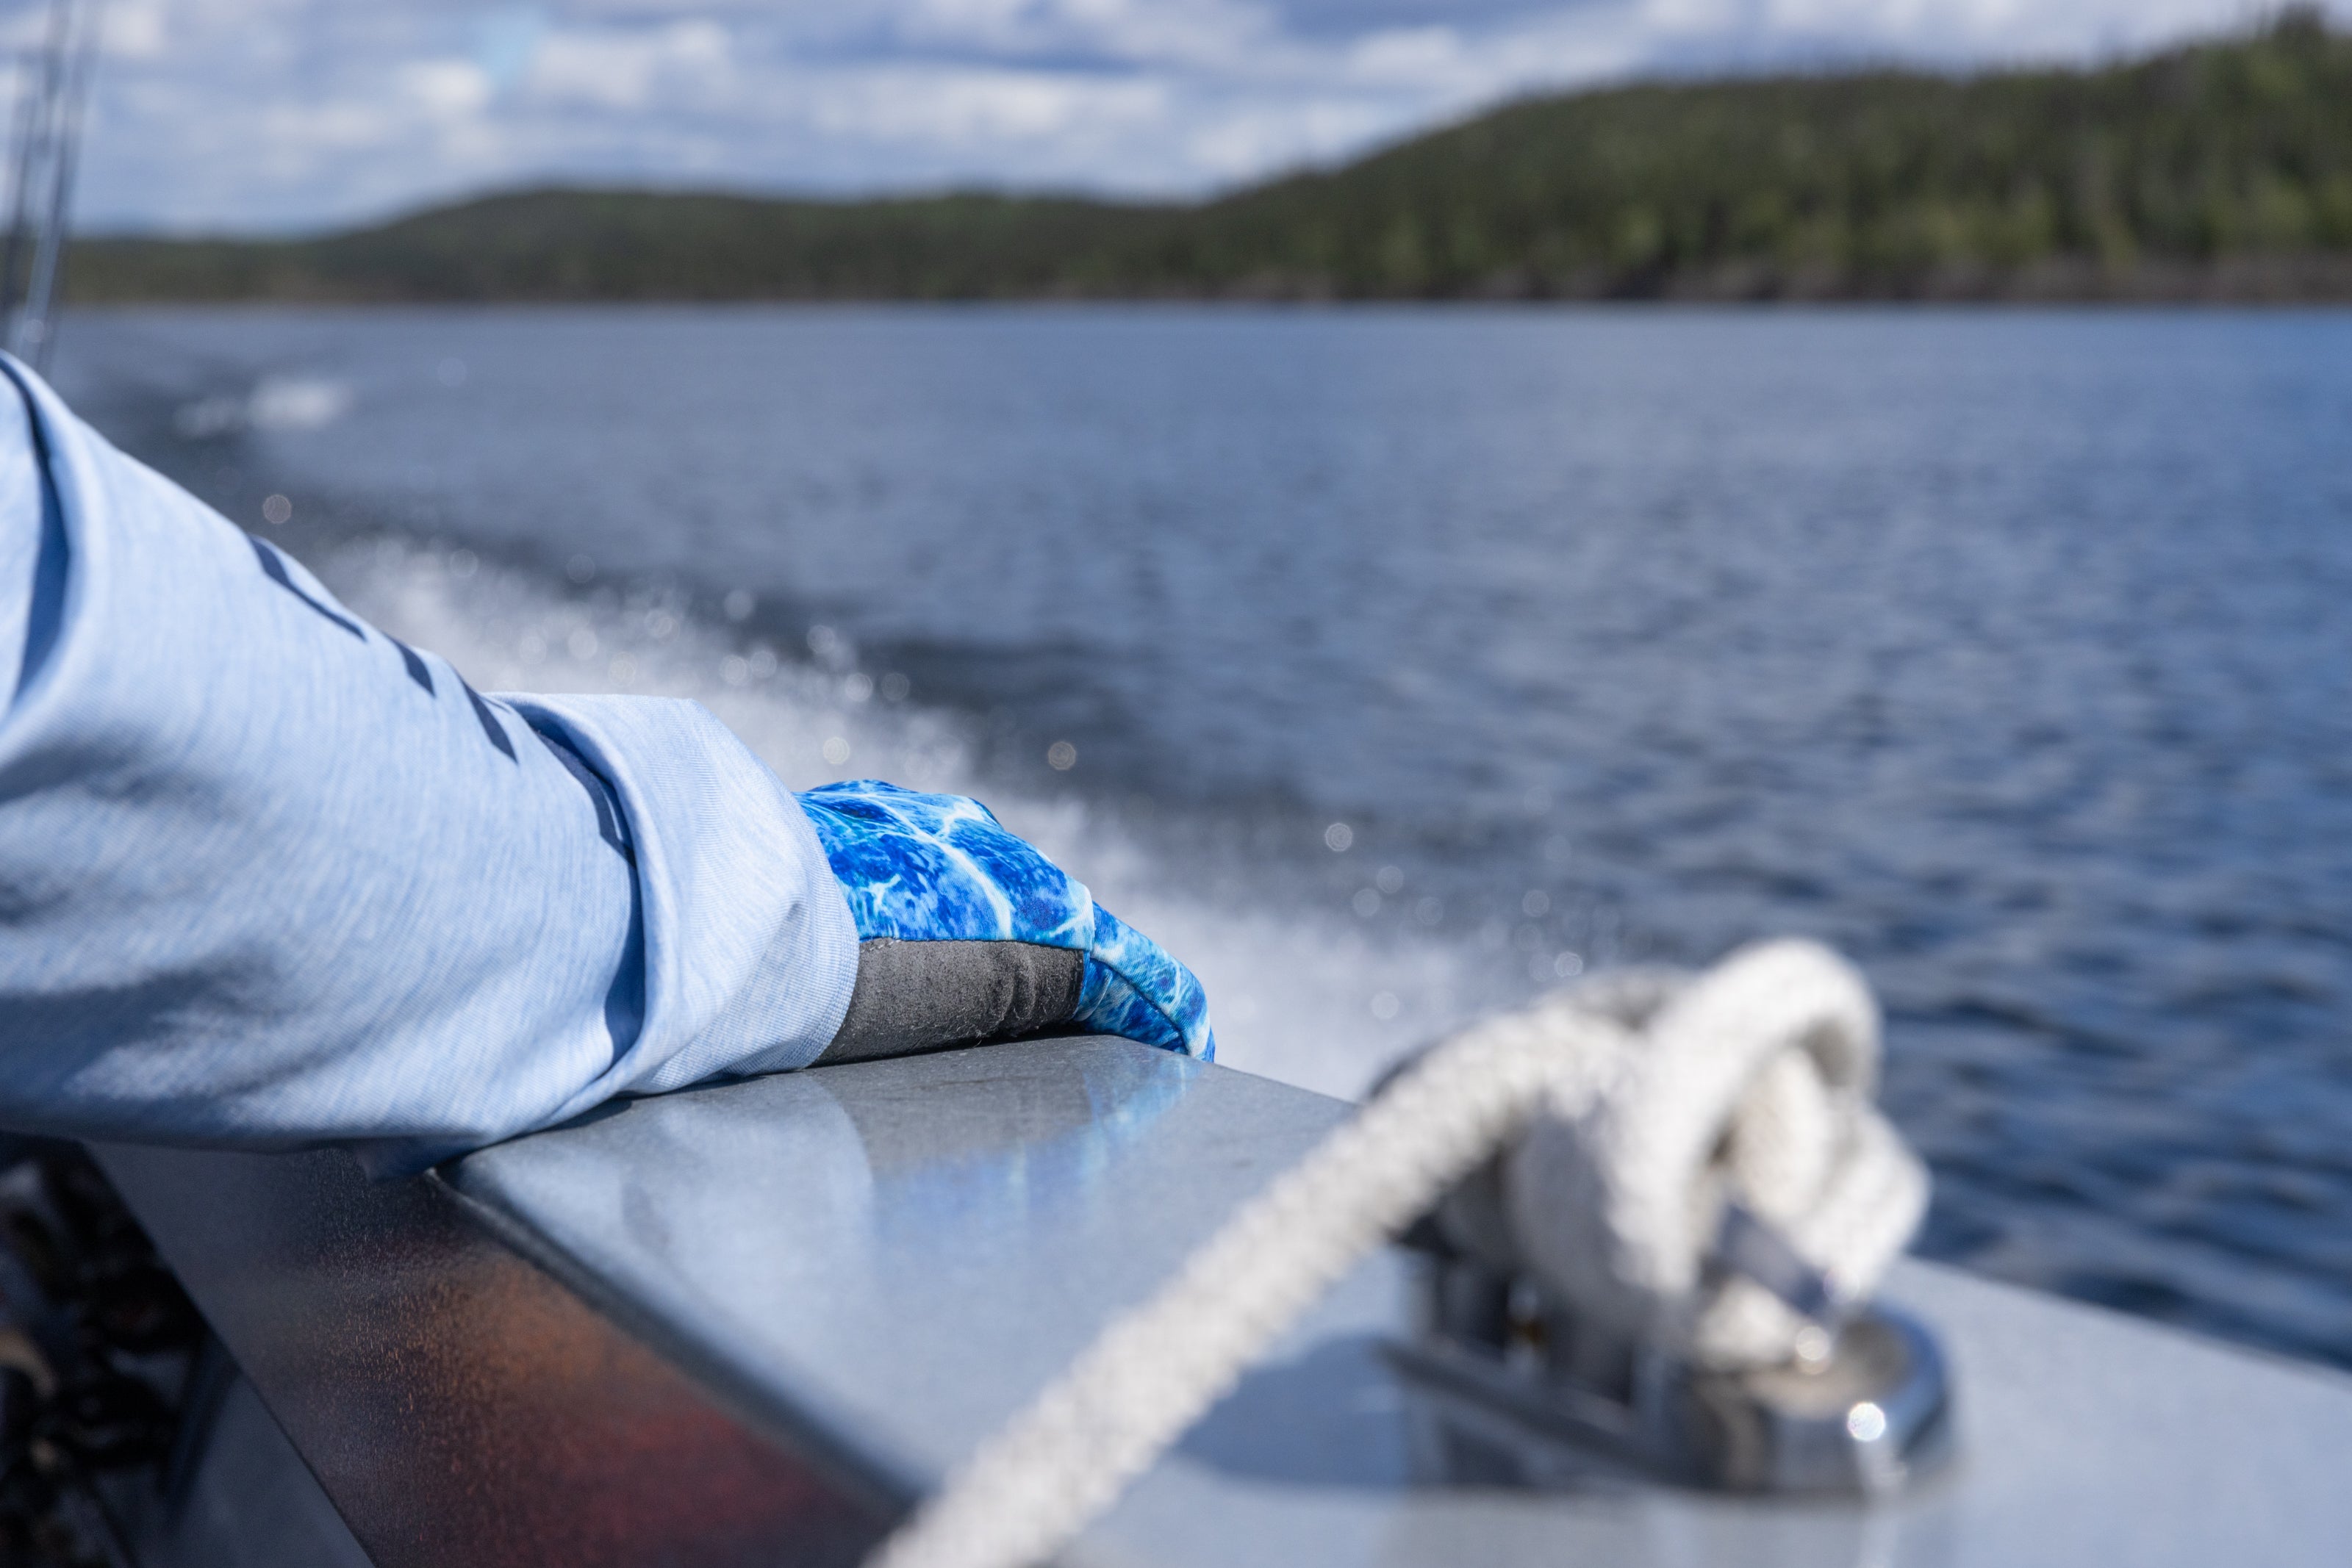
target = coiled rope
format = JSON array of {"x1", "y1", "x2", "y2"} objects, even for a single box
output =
[{"x1": 864, "y1": 939, "x2": 1928, "y2": 1568}]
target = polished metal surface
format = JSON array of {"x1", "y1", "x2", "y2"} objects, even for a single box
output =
[
  {"x1": 453, "y1": 1036, "x2": 2352, "y2": 1567},
  {"x1": 95, "y1": 1138, "x2": 894, "y2": 1568},
  {"x1": 1394, "y1": 1230, "x2": 1954, "y2": 1499},
  {"x1": 1385, "y1": 1302, "x2": 1951, "y2": 1497},
  {"x1": 102, "y1": 1037, "x2": 2352, "y2": 1566},
  {"x1": 1688, "y1": 1306, "x2": 1952, "y2": 1495},
  {"x1": 446, "y1": 1032, "x2": 1320, "y2": 1497}
]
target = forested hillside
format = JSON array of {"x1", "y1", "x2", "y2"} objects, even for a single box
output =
[{"x1": 70, "y1": 11, "x2": 2352, "y2": 303}]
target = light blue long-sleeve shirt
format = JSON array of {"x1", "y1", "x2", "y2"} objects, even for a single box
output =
[{"x1": 0, "y1": 356, "x2": 858, "y2": 1174}]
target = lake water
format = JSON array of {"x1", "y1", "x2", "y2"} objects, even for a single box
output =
[{"x1": 51, "y1": 304, "x2": 2352, "y2": 1370}]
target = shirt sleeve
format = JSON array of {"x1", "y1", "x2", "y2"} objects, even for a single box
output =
[{"x1": 0, "y1": 355, "x2": 858, "y2": 1175}]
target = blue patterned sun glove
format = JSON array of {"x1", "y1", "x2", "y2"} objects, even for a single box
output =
[{"x1": 797, "y1": 780, "x2": 1215, "y2": 1063}]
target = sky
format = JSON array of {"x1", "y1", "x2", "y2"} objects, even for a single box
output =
[{"x1": 27, "y1": 0, "x2": 2345, "y2": 234}]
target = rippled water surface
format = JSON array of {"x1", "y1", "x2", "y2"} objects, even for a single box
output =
[{"x1": 51, "y1": 304, "x2": 2352, "y2": 1368}]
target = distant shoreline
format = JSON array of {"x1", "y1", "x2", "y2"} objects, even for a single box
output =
[
  {"x1": 65, "y1": 15, "x2": 2352, "y2": 308},
  {"x1": 65, "y1": 284, "x2": 2352, "y2": 310}
]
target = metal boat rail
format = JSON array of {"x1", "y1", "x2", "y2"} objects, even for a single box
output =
[{"x1": 97, "y1": 1035, "x2": 2352, "y2": 1567}]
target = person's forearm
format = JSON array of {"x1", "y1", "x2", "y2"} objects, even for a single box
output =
[{"x1": 0, "y1": 358, "x2": 856, "y2": 1172}]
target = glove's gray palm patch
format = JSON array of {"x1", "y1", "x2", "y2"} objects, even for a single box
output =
[
  {"x1": 798, "y1": 781, "x2": 1216, "y2": 1060},
  {"x1": 819, "y1": 938, "x2": 1085, "y2": 1065}
]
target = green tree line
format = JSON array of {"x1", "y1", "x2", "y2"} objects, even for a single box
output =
[{"x1": 67, "y1": 11, "x2": 2352, "y2": 304}]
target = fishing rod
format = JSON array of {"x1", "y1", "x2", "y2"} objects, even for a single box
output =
[{"x1": 1, "y1": 0, "x2": 104, "y2": 372}]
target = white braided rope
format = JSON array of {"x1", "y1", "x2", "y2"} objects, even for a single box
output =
[
  {"x1": 862, "y1": 939, "x2": 1923, "y2": 1568},
  {"x1": 1507, "y1": 939, "x2": 1929, "y2": 1367}
]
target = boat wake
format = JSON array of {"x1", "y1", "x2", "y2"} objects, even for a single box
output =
[{"x1": 329, "y1": 536, "x2": 1481, "y2": 1101}]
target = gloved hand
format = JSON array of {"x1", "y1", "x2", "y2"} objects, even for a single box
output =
[{"x1": 797, "y1": 780, "x2": 1215, "y2": 1065}]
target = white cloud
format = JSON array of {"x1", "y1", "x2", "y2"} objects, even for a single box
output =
[
  {"x1": 528, "y1": 21, "x2": 735, "y2": 110},
  {"x1": 810, "y1": 67, "x2": 1167, "y2": 145},
  {"x1": 100, "y1": 0, "x2": 170, "y2": 60},
  {"x1": 399, "y1": 60, "x2": 495, "y2": 119},
  {"x1": 63, "y1": 0, "x2": 2351, "y2": 233}
]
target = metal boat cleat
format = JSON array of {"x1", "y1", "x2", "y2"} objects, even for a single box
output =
[{"x1": 1388, "y1": 1242, "x2": 1956, "y2": 1498}]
